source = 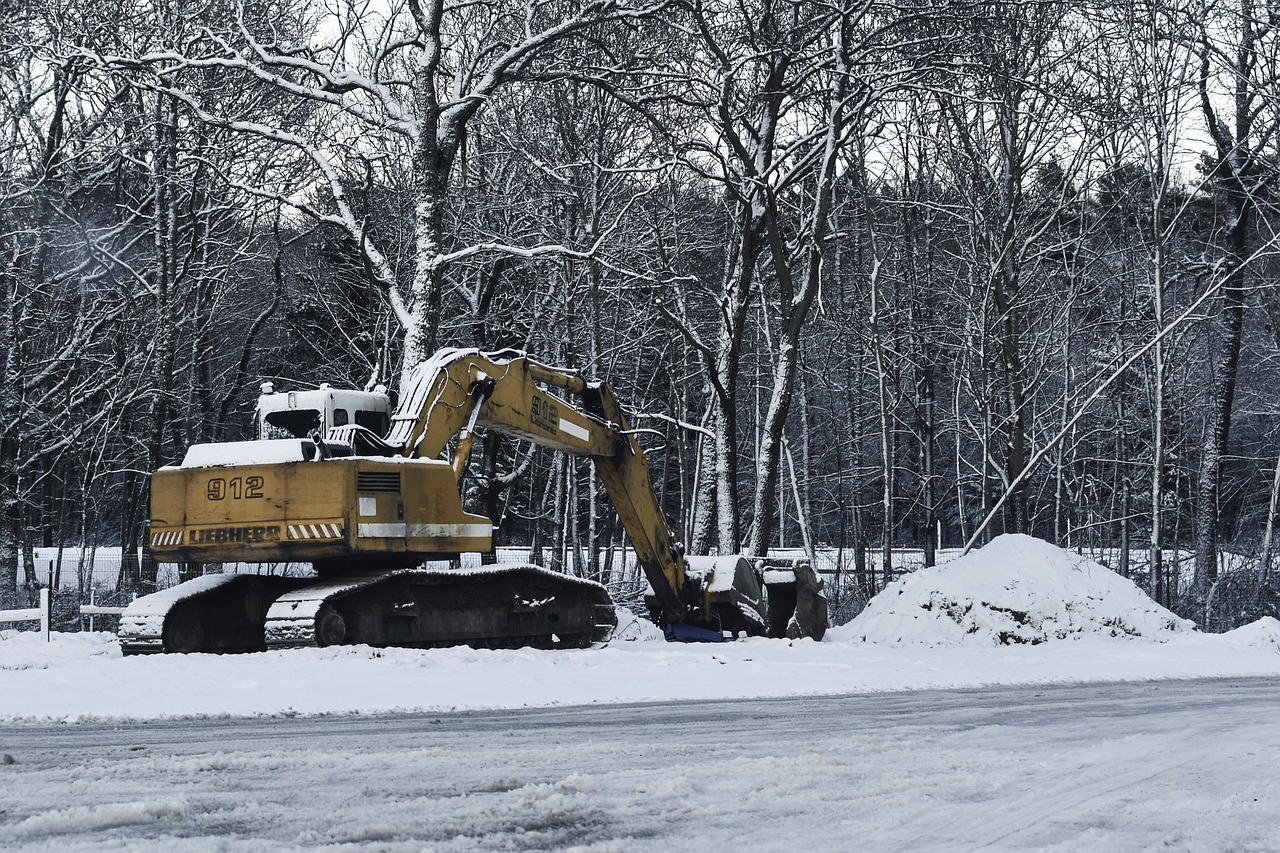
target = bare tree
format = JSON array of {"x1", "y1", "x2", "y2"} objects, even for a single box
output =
[
  {"x1": 661, "y1": 0, "x2": 899, "y2": 556},
  {"x1": 934, "y1": 0, "x2": 1095, "y2": 539},
  {"x1": 1187, "y1": 0, "x2": 1280, "y2": 598},
  {"x1": 79, "y1": 0, "x2": 672, "y2": 391}
]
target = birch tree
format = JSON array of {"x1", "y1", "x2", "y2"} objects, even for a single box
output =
[{"x1": 1088, "y1": 0, "x2": 1199, "y2": 603}]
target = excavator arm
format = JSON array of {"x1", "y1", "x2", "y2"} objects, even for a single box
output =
[{"x1": 384, "y1": 349, "x2": 693, "y2": 627}]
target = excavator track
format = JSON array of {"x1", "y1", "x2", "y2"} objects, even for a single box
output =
[
  {"x1": 119, "y1": 574, "x2": 311, "y2": 655},
  {"x1": 119, "y1": 565, "x2": 615, "y2": 654},
  {"x1": 264, "y1": 565, "x2": 615, "y2": 650}
]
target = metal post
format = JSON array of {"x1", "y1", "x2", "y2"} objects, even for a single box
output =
[{"x1": 40, "y1": 587, "x2": 50, "y2": 642}]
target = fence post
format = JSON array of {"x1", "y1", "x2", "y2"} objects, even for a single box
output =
[{"x1": 40, "y1": 587, "x2": 50, "y2": 642}]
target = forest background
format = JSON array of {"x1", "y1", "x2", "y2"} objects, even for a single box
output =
[{"x1": 5, "y1": 0, "x2": 1280, "y2": 630}]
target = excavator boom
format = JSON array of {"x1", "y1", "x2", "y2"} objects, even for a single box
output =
[{"x1": 385, "y1": 350, "x2": 691, "y2": 624}]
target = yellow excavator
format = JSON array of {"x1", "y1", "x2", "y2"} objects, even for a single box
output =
[{"x1": 118, "y1": 349, "x2": 827, "y2": 653}]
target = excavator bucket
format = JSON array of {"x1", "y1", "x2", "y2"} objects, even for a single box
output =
[
  {"x1": 657, "y1": 556, "x2": 828, "y2": 641},
  {"x1": 760, "y1": 558, "x2": 828, "y2": 640},
  {"x1": 683, "y1": 556, "x2": 768, "y2": 639}
]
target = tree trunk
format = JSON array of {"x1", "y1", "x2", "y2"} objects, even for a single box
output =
[
  {"x1": 1193, "y1": 0, "x2": 1259, "y2": 601},
  {"x1": 1259, "y1": 444, "x2": 1280, "y2": 582},
  {"x1": 1194, "y1": 262, "x2": 1247, "y2": 597},
  {"x1": 1150, "y1": 234, "x2": 1168, "y2": 605},
  {"x1": 403, "y1": 0, "x2": 449, "y2": 378},
  {"x1": 868, "y1": 259, "x2": 895, "y2": 581}
]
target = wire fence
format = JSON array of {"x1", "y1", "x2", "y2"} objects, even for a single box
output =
[
  {"x1": 3, "y1": 544, "x2": 960, "y2": 633},
  {"x1": 3, "y1": 541, "x2": 1270, "y2": 635}
]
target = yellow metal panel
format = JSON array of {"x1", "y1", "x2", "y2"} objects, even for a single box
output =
[
  {"x1": 151, "y1": 461, "x2": 359, "y2": 562},
  {"x1": 399, "y1": 461, "x2": 493, "y2": 553},
  {"x1": 149, "y1": 457, "x2": 492, "y2": 564}
]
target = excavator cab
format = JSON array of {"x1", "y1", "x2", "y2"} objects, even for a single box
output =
[{"x1": 254, "y1": 383, "x2": 391, "y2": 440}]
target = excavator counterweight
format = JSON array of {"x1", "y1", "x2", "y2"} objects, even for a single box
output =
[{"x1": 119, "y1": 349, "x2": 826, "y2": 653}]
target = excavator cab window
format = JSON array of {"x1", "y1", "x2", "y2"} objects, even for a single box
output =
[
  {"x1": 355, "y1": 410, "x2": 390, "y2": 435},
  {"x1": 262, "y1": 409, "x2": 322, "y2": 439}
]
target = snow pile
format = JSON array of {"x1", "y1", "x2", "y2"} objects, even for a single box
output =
[
  {"x1": 7, "y1": 799, "x2": 189, "y2": 836},
  {"x1": 1221, "y1": 616, "x2": 1280, "y2": 650},
  {"x1": 0, "y1": 630, "x2": 118, "y2": 671},
  {"x1": 609, "y1": 606, "x2": 666, "y2": 642},
  {"x1": 833, "y1": 534, "x2": 1195, "y2": 647}
]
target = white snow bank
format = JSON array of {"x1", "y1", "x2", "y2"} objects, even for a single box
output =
[
  {"x1": 610, "y1": 606, "x2": 666, "y2": 642},
  {"x1": 8, "y1": 799, "x2": 189, "y2": 836},
  {"x1": 1220, "y1": 616, "x2": 1280, "y2": 649},
  {"x1": 830, "y1": 534, "x2": 1195, "y2": 647},
  {"x1": 0, "y1": 630, "x2": 119, "y2": 671}
]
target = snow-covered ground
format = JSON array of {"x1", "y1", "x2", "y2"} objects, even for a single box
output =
[
  {"x1": 3, "y1": 535, "x2": 1280, "y2": 722},
  {"x1": 5, "y1": 535, "x2": 1280, "y2": 851}
]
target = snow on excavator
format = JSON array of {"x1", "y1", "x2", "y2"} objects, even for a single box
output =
[{"x1": 118, "y1": 349, "x2": 827, "y2": 654}]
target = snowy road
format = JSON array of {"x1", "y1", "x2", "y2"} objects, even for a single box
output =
[{"x1": 2, "y1": 677, "x2": 1278, "y2": 851}]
